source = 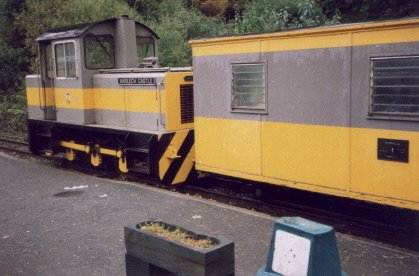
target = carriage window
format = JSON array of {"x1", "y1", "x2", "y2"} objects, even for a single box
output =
[
  {"x1": 55, "y1": 42, "x2": 76, "y2": 78},
  {"x1": 231, "y1": 63, "x2": 266, "y2": 112},
  {"x1": 370, "y1": 56, "x2": 419, "y2": 117},
  {"x1": 84, "y1": 34, "x2": 115, "y2": 69},
  {"x1": 136, "y1": 36, "x2": 155, "y2": 62}
]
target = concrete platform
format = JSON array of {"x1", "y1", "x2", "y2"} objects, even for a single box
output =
[{"x1": 0, "y1": 153, "x2": 418, "y2": 275}]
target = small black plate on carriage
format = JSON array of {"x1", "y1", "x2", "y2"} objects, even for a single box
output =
[{"x1": 377, "y1": 138, "x2": 409, "y2": 163}]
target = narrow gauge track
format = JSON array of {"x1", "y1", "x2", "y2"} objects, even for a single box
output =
[
  {"x1": 180, "y1": 179, "x2": 419, "y2": 252},
  {"x1": 0, "y1": 137, "x2": 33, "y2": 157},
  {"x1": 1, "y1": 138, "x2": 418, "y2": 252}
]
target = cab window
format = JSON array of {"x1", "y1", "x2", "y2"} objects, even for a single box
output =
[
  {"x1": 55, "y1": 42, "x2": 76, "y2": 78},
  {"x1": 84, "y1": 34, "x2": 115, "y2": 69},
  {"x1": 136, "y1": 36, "x2": 155, "y2": 62}
]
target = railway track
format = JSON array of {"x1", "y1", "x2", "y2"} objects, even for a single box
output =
[
  {"x1": 0, "y1": 137, "x2": 32, "y2": 157},
  {"x1": 178, "y1": 179, "x2": 419, "y2": 252},
  {"x1": 1, "y1": 137, "x2": 418, "y2": 252}
]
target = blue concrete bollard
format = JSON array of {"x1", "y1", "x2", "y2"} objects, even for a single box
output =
[{"x1": 257, "y1": 217, "x2": 347, "y2": 276}]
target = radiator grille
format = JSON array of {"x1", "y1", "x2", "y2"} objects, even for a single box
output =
[
  {"x1": 371, "y1": 56, "x2": 419, "y2": 116},
  {"x1": 180, "y1": 84, "x2": 194, "y2": 124}
]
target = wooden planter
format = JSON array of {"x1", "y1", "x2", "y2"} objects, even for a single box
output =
[{"x1": 124, "y1": 221, "x2": 235, "y2": 276}]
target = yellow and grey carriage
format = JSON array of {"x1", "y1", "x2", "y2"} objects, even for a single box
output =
[{"x1": 190, "y1": 18, "x2": 419, "y2": 210}]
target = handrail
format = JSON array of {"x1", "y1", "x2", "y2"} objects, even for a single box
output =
[
  {"x1": 50, "y1": 58, "x2": 57, "y2": 111},
  {"x1": 36, "y1": 58, "x2": 46, "y2": 112},
  {"x1": 157, "y1": 80, "x2": 165, "y2": 129}
]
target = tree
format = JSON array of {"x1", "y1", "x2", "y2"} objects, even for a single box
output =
[
  {"x1": 0, "y1": 0, "x2": 26, "y2": 47},
  {"x1": 16, "y1": 0, "x2": 137, "y2": 72},
  {"x1": 234, "y1": 0, "x2": 332, "y2": 35},
  {"x1": 126, "y1": 0, "x2": 164, "y2": 21},
  {"x1": 132, "y1": 0, "x2": 223, "y2": 66},
  {"x1": 0, "y1": 0, "x2": 28, "y2": 91},
  {"x1": 317, "y1": 0, "x2": 419, "y2": 23},
  {"x1": 195, "y1": 0, "x2": 229, "y2": 17}
]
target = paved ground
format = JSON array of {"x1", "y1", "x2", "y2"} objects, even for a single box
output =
[{"x1": 0, "y1": 153, "x2": 418, "y2": 276}]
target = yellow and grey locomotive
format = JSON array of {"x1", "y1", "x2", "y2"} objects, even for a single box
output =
[{"x1": 26, "y1": 17, "x2": 195, "y2": 184}]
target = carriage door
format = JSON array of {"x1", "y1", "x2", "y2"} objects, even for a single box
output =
[{"x1": 229, "y1": 62, "x2": 265, "y2": 175}]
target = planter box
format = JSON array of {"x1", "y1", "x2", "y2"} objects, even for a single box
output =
[{"x1": 124, "y1": 221, "x2": 235, "y2": 276}]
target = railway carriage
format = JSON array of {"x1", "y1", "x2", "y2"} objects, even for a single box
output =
[
  {"x1": 26, "y1": 17, "x2": 195, "y2": 184},
  {"x1": 190, "y1": 18, "x2": 419, "y2": 211}
]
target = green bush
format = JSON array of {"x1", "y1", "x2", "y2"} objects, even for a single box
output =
[
  {"x1": 142, "y1": 0, "x2": 224, "y2": 67},
  {"x1": 0, "y1": 89, "x2": 28, "y2": 136},
  {"x1": 234, "y1": 0, "x2": 328, "y2": 35},
  {"x1": 0, "y1": 41, "x2": 27, "y2": 92}
]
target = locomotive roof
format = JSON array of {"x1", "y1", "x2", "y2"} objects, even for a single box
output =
[{"x1": 36, "y1": 17, "x2": 159, "y2": 42}]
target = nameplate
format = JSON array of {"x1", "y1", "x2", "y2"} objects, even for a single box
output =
[{"x1": 118, "y1": 78, "x2": 156, "y2": 86}]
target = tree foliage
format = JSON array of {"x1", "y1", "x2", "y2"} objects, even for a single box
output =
[
  {"x1": 188, "y1": 0, "x2": 247, "y2": 19},
  {"x1": 126, "y1": 0, "x2": 164, "y2": 21},
  {"x1": 196, "y1": 0, "x2": 229, "y2": 17},
  {"x1": 0, "y1": 0, "x2": 28, "y2": 90},
  {"x1": 234, "y1": 0, "x2": 333, "y2": 34},
  {"x1": 16, "y1": 0, "x2": 137, "y2": 71},
  {"x1": 132, "y1": 0, "x2": 223, "y2": 67},
  {"x1": 317, "y1": 0, "x2": 419, "y2": 22},
  {"x1": 0, "y1": 38, "x2": 27, "y2": 128}
]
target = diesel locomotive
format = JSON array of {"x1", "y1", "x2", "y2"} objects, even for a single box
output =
[
  {"x1": 26, "y1": 17, "x2": 419, "y2": 211},
  {"x1": 26, "y1": 17, "x2": 195, "y2": 185}
]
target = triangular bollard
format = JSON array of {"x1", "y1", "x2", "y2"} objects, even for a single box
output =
[{"x1": 257, "y1": 217, "x2": 347, "y2": 276}]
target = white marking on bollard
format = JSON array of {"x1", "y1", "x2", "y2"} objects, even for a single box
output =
[{"x1": 272, "y1": 229, "x2": 311, "y2": 276}]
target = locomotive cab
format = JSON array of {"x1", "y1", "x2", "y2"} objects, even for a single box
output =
[
  {"x1": 27, "y1": 16, "x2": 159, "y2": 123},
  {"x1": 26, "y1": 17, "x2": 195, "y2": 185}
]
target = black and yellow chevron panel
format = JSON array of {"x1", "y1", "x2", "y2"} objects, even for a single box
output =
[{"x1": 157, "y1": 129, "x2": 195, "y2": 185}]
